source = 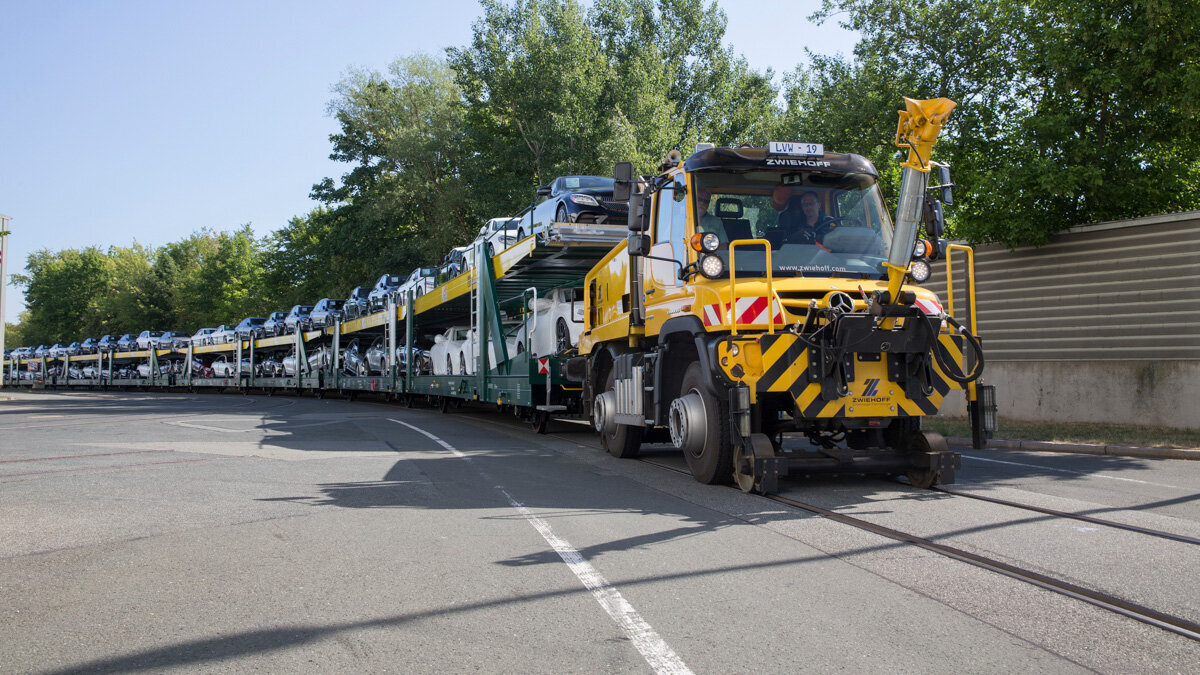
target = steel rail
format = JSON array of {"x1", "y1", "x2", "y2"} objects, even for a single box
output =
[
  {"x1": 634, "y1": 456, "x2": 1200, "y2": 643},
  {"x1": 931, "y1": 485, "x2": 1200, "y2": 547}
]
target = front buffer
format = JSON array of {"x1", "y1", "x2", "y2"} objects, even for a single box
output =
[{"x1": 711, "y1": 299, "x2": 972, "y2": 491}]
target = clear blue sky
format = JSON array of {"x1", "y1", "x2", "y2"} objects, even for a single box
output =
[{"x1": 0, "y1": 0, "x2": 857, "y2": 323}]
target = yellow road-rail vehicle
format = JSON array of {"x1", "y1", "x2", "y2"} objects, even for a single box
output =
[
  {"x1": 583, "y1": 97, "x2": 986, "y2": 491},
  {"x1": 2, "y1": 97, "x2": 989, "y2": 493}
]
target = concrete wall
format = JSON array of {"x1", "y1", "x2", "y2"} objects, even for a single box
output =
[{"x1": 925, "y1": 211, "x2": 1200, "y2": 430}]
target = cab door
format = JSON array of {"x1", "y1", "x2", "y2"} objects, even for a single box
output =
[{"x1": 645, "y1": 173, "x2": 690, "y2": 327}]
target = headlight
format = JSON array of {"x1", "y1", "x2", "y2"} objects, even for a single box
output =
[
  {"x1": 700, "y1": 232, "x2": 720, "y2": 252},
  {"x1": 909, "y1": 258, "x2": 932, "y2": 283},
  {"x1": 569, "y1": 194, "x2": 598, "y2": 206},
  {"x1": 699, "y1": 254, "x2": 725, "y2": 279},
  {"x1": 912, "y1": 239, "x2": 928, "y2": 258}
]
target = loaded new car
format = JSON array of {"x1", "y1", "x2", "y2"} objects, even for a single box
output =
[
  {"x1": 135, "y1": 330, "x2": 165, "y2": 350},
  {"x1": 522, "y1": 287, "x2": 585, "y2": 356},
  {"x1": 307, "y1": 299, "x2": 346, "y2": 329},
  {"x1": 281, "y1": 306, "x2": 313, "y2": 334},
  {"x1": 523, "y1": 175, "x2": 627, "y2": 235},
  {"x1": 79, "y1": 337, "x2": 100, "y2": 354},
  {"x1": 190, "y1": 327, "x2": 216, "y2": 346},
  {"x1": 261, "y1": 312, "x2": 287, "y2": 337},
  {"x1": 344, "y1": 287, "x2": 370, "y2": 319},
  {"x1": 116, "y1": 335, "x2": 137, "y2": 351},
  {"x1": 97, "y1": 335, "x2": 118, "y2": 352},
  {"x1": 233, "y1": 317, "x2": 267, "y2": 340},
  {"x1": 366, "y1": 275, "x2": 403, "y2": 312},
  {"x1": 398, "y1": 268, "x2": 437, "y2": 300},
  {"x1": 157, "y1": 332, "x2": 189, "y2": 349},
  {"x1": 478, "y1": 216, "x2": 523, "y2": 254},
  {"x1": 209, "y1": 325, "x2": 237, "y2": 344}
]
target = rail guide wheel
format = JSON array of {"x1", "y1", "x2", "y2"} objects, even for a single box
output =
[
  {"x1": 734, "y1": 433, "x2": 780, "y2": 494},
  {"x1": 905, "y1": 430, "x2": 956, "y2": 489}
]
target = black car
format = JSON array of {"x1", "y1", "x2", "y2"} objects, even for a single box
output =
[
  {"x1": 345, "y1": 286, "x2": 371, "y2": 319},
  {"x1": 79, "y1": 337, "x2": 100, "y2": 354},
  {"x1": 97, "y1": 335, "x2": 118, "y2": 352},
  {"x1": 234, "y1": 317, "x2": 267, "y2": 340},
  {"x1": 522, "y1": 175, "x2": 627, "y2": 235},
  {"x1": 308, "y1": 298, "x2": 346, "y2": 329},
  {"x1": 367, "y1": 274, "x2": 404, "y2": 312}
]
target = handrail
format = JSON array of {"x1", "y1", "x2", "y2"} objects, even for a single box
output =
[
  {"x1": 944, "y1": 243, "x2": 978, "y2": 401},
  {"x1": 944, "y1": 244, "x2": 977, "y2": 335},
  {"x1": 727, "y1": 239, "x2": 775, "y2": 336}
]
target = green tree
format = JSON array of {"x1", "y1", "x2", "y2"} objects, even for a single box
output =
[
  {"x1": 812, "y1": 0, "x2": 1200, "y2": 244},
  {"x1": 309, "y1": 54, "x2": 470, "y2": 279},
  {"x1": 12, "y1": 247, "x2": 113, "y2": 345}
]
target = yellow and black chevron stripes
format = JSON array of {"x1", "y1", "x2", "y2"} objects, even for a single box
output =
[{"x1": 729, "y1": 332, "x2": 966, "y2": 420}]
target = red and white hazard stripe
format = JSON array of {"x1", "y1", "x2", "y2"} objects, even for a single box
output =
[
  {"x1": 914, "y1": 297, "x2": 943, "y2": 316},
  {"x1": 700, "y1": 297, "x2": 784, "y2": 327}
]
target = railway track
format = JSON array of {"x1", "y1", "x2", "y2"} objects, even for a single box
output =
[{"x1": 626, "y1": 454, "x2": 1200, "y2": 642}]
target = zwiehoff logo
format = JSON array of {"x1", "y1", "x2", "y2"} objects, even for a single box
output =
[{"x1": 852, "y1": 378, "x2": 889, "y2": 404}]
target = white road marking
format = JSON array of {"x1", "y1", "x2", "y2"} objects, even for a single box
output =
[
  {"x1": 962, "y1": 454, "x2": 1186, "y2": 490},
  {"x1": 388, "y1": 418, "x2": 692, "y2": 674}
]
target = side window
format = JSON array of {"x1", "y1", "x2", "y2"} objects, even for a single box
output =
[
  {"x1": 654, "y1": 186, "x2": 673, "y2": 244},
  {"x1": 669, "y1": 176, "x2": 688, "y2": 267}
]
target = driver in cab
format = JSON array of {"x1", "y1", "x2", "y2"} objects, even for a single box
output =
[{"x1": 769, "y1": 186, "x2": 834, "y2": 247}]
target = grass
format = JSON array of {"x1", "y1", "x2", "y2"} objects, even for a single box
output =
[{"x1": 926, "y1": 416, "x2": 1200, "y2": 449}]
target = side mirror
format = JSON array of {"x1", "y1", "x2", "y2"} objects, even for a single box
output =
[
  {"x1": 536, "y1": 185, "x2": 552, "y2": 197},
  {"x1": 627, "y1": 193, "x2": 651, "y2": 232},
  {"x1": 613, "y1": 161, "x2": 633, "y2": 202},
  {"x1": 922, "y1": 196, "x2": 945, "y2": 239},
  {"x1": 627, "y1": 233, "x2": 651, "y2": 256},
  {"x1": 937, "y1": 165, "x2": 953, "y2": 206}
]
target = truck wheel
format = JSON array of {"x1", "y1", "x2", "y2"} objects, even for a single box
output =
[
  {"x1": 595, "y1": 369, "x2": 642, "y2": 458},
  {"x1": 676, "y1": 363, "x2": 733, "y2": 484}
]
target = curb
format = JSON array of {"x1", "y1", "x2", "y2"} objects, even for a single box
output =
[{"x1": 947, "y1": 436, "x2": 1200, "y2": 461}]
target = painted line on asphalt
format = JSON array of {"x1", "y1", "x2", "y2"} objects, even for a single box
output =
[
  {"x1": 962, "y1": 454, "x2": 1186, "y2": 490},
  {"x1": 388, "y1": 417, "x2": 692, "y2": 675}
]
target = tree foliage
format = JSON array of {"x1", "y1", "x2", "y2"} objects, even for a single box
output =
[{"x1": 810, "y1": 0, "x2": 1200, "y2": 244}]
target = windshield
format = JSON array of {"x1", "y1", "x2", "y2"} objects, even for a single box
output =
[
  {"x1": 562, "y1": 176, "x2": 614, "y2": 191},
  {"x1": 692, "y1": 170, "x2": 894, "y2": 279}
]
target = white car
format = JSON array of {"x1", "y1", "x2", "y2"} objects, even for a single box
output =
[
  {"x1": 397, "y1": 267, "x2": 437, "y2": 300},
  {"x1": 191, "y1": 327, "x2": 216, "y2": 346},
  {"x1": 458, "y1": 323, "x2": 523, "y2": 375},
  {"x1": 522, "y1": 287, "x2": 586, "y2": 356},
  {"x1": 281, "y1": 347, "x2": 329, "y2": 377},
  {"x1": 135, "y1": 331, "x2": 165, "y2": 350},
  {"x1": 478, "y1": 216, "x2": 523, "y2": 255},
  {"x1": 81, "y1": 365, "x2": 101, "y2": 379},
  {"x1": 210, "y1": 356, "x2": 253, "y2": 378},
  {"x1": 135, "y1": 362, "x2": 169, "y2": 378},
  {"x1": 431, "y1": 326, "x2": 471, "y2": 375}
]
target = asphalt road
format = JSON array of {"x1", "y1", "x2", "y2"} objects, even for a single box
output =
[{"x1": 2, "y1": 390, "x2": 1198, "y2": 673}]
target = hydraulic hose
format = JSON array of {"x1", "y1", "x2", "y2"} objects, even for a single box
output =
[{"x1": 932, "y1": 314, "x2": 984, "y2": 385}]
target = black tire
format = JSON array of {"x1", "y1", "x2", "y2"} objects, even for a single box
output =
[
  {"x1": 446, "y1": 355, "x2": 453, "y2": 375},
  {"x1": 459, "y1": 353, "x2": 467, "y2": 375},
  {"x1": 678, "y1": 362, "x2": 734, "y2": 484},
  {"x1": 517, "y1": 229, "x2": 525, "y2": 239},
  {"x1": 555, "y1": 318, "x2": 571, "y2": 353},
  {"x1": 598, "y1": 368, "x2": 642, "y2": 458},
  {"x1": 556, "y1": 204, "x2": 568, "y2": 223}
]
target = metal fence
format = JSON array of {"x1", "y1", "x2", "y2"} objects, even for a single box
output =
[{"x1": 924, "y1": 210, "x2": 1200, "y2": 428}]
